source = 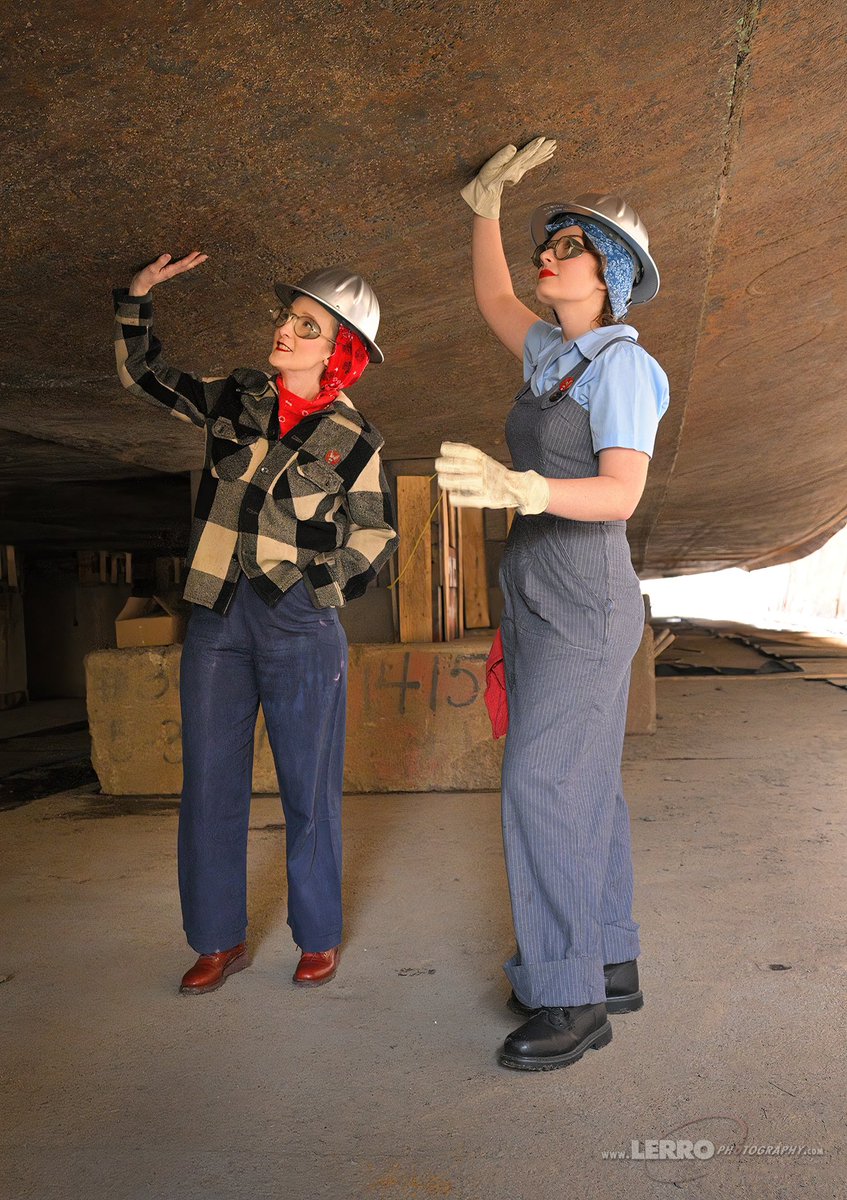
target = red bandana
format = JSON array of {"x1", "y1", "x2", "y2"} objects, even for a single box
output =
[{"x1": 276, "y1": 325, "x2": 370, "y2": 438}]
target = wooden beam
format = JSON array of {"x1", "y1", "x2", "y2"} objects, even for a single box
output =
[
  {"x1": 440, "y1": 489, "x2": 457, "y2": 641},
  {"x1": 455, "y1": 504, "x2": 465, "y2": 639},
  {"x1": 460, "y1": 508, "x2": 491, "y2": 630},
  {"x1": 396, "y1": 476, "x2": 433, "y2": 643},
  {"x1": 652, "y1": 627, "x2": 675, "y2": 658}
]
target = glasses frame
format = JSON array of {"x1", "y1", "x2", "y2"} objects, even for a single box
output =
[
  {"x1": 531, "y1": 233, "x2": 597, "y2": 271},
  {"x1": 270, "y1": 305, "x2": 337, "y2": 346}
]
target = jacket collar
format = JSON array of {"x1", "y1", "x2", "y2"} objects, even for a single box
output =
[{"x1": 325, "y1": 391, "x2": 366, "y2": 428}]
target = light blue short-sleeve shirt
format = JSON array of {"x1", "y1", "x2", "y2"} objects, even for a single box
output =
[{"x1": 523, "y1": 320, "x2": 670, "y2": 457}]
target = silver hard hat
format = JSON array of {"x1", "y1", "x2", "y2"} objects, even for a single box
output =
[
  {"x1": 274, "y1": 267, "x2": 383, "y2": 363},
  {"x1": 530, "y1": 193, "x2": 660, "y2": 304}
]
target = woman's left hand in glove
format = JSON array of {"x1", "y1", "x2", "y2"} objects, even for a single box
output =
[{"x1": 436, "y1": 442, "x2": 550, "y2": 514}]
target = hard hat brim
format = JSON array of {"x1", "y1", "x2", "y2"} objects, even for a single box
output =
[
  {"x1": 274, "y1": 281, "x2": 384, "y2": 364},
  {"x1": 530, "y1": 202, "x2": 660, "y2": 305}
]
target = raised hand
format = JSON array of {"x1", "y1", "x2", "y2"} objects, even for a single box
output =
[
  {"x1": 460, "y1": 137, "x2": 557, "y2": 220},
  {"x1": 129, "y1": 251, "x2": 209, "y2": 297}
]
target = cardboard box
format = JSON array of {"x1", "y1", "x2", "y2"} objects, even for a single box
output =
[{"x1": 114, "y1": 595, "x2": 187, "y2": 649}]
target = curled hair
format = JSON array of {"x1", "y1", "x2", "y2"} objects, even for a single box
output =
[
  {"x1": 584, "y1": 233, "x2": 626, "y2": 327},
  {"x1": 597, "y1": 293, "x2": 623, "y2": 327}
]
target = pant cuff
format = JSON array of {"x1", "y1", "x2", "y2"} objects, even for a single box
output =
[
  {"x1": 186, "y1": 926, "x2": 247, "y2": 956},
  {"x1": 293, "y1": 930, "x2": 343, "y2": 954},
  {"x1": 602, "y1": 922, "x2": 641, "y2": 966},
  {"x1": 504, "y1": 953, "x2": 606, "y2": 1007}
]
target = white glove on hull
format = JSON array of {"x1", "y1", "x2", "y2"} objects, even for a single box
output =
[
  {"x1": 460, "y1": 137, "x2": 557, "y2": 220},
  {"x1": 436, "y1": 442, "x2": 550, "y2": 515}
]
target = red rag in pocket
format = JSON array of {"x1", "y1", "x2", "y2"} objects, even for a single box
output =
[{"x1": 484, "y1": 626, "x2": 509, "y2": 740}]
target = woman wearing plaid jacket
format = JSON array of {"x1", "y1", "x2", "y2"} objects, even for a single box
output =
[{"x1": 113, "y1": 252, "x2": 398, "y2": 994}]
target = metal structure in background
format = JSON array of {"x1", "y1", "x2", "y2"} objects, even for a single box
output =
[{"x1": 0, "y1": 1, "x2": 846, "y2": 574}]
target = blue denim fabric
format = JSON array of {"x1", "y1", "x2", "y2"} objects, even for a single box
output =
[{"x1": 177, "y1": 575, "x2": 347, "y2": 954}]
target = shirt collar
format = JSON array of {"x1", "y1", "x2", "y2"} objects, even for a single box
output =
[{"x1": 559, "y1": 324, "x2": 639, "y2": 360}]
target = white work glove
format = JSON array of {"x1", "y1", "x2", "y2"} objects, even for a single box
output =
[
  {"x1": 460, "y1": 137, "x2": 557, "y2": 220},
  {"x1": 436, "y1": 442, "x2": 550, "y2": 515}
]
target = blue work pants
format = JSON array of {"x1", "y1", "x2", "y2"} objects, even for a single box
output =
[{"x1": 177, "y1": 576, "x2": 347, "y2": 955}]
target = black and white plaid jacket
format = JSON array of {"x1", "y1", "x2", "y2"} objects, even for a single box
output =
[{"x1": 113, "y1": 289, "x2": 398, "y2": 613}]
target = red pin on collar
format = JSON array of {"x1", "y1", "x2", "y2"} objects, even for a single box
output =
[
  {"x1": 559, "y1": 376, "x2": 575, "y2": 391},
  {"x1": 324, "y1": 449, "x2": 342, "y2": 466}
]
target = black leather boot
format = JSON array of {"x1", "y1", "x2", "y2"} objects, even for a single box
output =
[
  {"x1": 507, "y1": 958, "x2": 643, "y2": 1018},
  {"x1": 604, "y1": 959, "x2": 644, "y2": 1013},
  {"x1": 499, "y1": 1004, "x2": 612, "y2": 1071}
]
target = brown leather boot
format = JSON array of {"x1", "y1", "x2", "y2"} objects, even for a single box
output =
[
  {"x1": 292, "y1": 946, "x2": 340, "y2": 986},
  {"x1": 179, "y1": 943, "x2": 249, "y2": 995}
]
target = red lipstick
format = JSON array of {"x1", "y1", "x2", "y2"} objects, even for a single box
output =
[{"x1": 538, "y1": 269, "x2": 556, "y2": 279}]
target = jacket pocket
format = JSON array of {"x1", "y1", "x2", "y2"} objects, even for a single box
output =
[
  {"x1": 296, "y1": 458, "x2": 343, "y2": 495},
  {"x1": 208, "y1": 417, "x2": 262, "y2": 481},
  {"x1": 211, "y1": 416, "x2": 238, "y2": 440}
]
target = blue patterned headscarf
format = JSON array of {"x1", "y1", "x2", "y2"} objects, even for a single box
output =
[{"x1": 546, "y1": 213, "x2": 637, "y2": 319}]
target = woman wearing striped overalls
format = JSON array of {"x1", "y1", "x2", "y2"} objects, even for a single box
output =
[{"x1": 438, "y1": 139, "x2": 669, "y2": 1071}]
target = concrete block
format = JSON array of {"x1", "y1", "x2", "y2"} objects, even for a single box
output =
[
  {"x1": 85, "y1": 638, "x2": 504, "y2": 796},
  {"x1": 86, "y1": 625, "x2": 657, "y2": 795},
  {"x1": 626, "y1": 624, "x2": 657, "y2": 735}
]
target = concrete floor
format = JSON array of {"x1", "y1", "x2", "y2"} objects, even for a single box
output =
[
  {"x1": 0, "y1": 699, "x2": 88, "y2": 740},
  {"x1": 1, "y1": 677, "x2": 845, "y2": 1199},
  {"x1": 0, "y1": 698, "x2": 93, "y2": 814}
]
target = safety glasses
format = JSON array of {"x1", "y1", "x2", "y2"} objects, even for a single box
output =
[
  {"x1": 270, "y1": 306, "x2": 335, "y2": 345},
  {"x1": 531, "y1": 234, "x2": 594, "y2": 270}
]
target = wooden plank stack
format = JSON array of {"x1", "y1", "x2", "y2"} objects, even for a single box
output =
[{"x1": 653, "y1": 619, "x2": 847, "y2": 687}]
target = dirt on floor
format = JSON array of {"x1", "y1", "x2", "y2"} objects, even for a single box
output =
[{"x1": 1, "y1": 676, "x2": 845, "y2": 1199}]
